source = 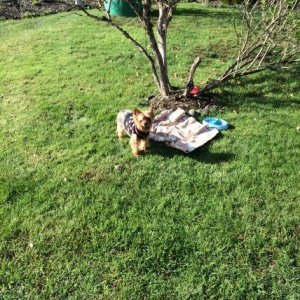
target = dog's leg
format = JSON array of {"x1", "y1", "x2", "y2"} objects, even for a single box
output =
[
  {"x1": 139, "y1": 139, "x2": 147, "y2": 152},
  {"x1": 130, "y1": 135, "x2": 140, "y2": 156},
  {"x1": 117, "y1": 125, "x2": 126, "y2": 140},
  {"x1": 140, "y1": 137, "x2": 150, "y2": 153}
]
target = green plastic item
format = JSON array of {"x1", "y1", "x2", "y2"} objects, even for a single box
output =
[{"x1": 104, "y1": 0, "x2": 141, "y2": 17}]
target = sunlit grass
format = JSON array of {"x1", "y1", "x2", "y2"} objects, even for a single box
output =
[{"x1": 0, "y1": 3, "x2": 299, "y2": 298}]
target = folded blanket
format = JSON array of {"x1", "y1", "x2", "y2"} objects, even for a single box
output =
[{"x1": 150, "y1": 108, "x2": 219, "y2": 153}]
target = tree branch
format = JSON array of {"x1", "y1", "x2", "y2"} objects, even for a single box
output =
[
  {"x1": 78, "y1": 7, "x2": 161, "y2": 90},
  {"x1": 201, "y1": 0, "x2": 299, "y2": 93},
  {"x1": 143, "y1": 0, "x2": 170, "y2": 95},
  {"x1": 183, "y1": 56, "x2": 201, "y2": 96}
]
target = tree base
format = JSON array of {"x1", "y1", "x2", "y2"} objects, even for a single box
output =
[{"x1": 148, "y1": 92, "x2": 223, "y2": 115}]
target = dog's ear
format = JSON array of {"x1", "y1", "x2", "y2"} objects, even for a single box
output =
[
  {"x1": 147, "y1": 108, "x2": 154, "y2": 118},
  {"x1": 133, "y1": 109, "x2": 141, "y2": 117}
]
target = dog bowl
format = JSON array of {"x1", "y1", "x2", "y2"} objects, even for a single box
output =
[{"x1": 203, "y1": 117, "x2": 229, "y2": 130}]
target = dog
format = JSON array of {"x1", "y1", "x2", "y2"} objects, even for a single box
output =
[{"x1": 116, "y1": 108, "x2": 154, "y2": 156}]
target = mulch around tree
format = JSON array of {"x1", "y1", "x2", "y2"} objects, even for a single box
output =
[
  {"x1": 0, "y1": 0, "x2": 85, "y2": 19},
  {"x1": 148, "y1": 92, "x2": 223, "y2": 115}
]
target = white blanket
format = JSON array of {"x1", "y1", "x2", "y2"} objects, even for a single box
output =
[{"x1": 150, "y1": 108, "x2": 219, "y2": 153}]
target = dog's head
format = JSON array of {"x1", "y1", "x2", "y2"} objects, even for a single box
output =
[{"x1": 133, "y1": 108, "x2": 154, "y2": 132}]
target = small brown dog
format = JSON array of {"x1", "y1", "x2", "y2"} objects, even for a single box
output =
[{"x1": 116, "y1": 108, "x2": 154, "y2": 156}]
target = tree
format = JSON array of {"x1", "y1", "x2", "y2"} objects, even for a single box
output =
[{"x1": 79, "y1": 0, "x2": 299, "y2": 99}]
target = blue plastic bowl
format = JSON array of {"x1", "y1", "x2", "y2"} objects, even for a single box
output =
[{"x1": 203, "y1": 117, "x2": 229, "y2": 130}]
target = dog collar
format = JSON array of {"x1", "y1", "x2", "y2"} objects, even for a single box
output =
[{"x1": 129, "y1": 118, "x2": 149, "y2": 139}]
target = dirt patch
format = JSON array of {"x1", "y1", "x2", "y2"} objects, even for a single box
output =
[
  {"x1": 0, "y1": 0, "x2": 95, "y2": 19},
  {"x1": 148, "y1": 92, "x2": 223, "y2": 115}
]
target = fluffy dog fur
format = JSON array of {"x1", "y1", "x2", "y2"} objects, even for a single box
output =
[{"x1": 116, "y1": 108, "x2": 154, "y2": 156}]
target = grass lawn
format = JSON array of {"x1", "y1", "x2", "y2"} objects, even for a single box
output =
[{"x1": 0, "y1": 3, "x2": 299, "y2": 298}]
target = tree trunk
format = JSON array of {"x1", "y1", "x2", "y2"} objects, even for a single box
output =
[
  {"x1": 143, "y1": 0, "x2": 170, "y2": 97},
  {"x1": 157, "y1": 34, "x2": 170, "y2": 97},
  {"x1": 155, "y1": 3, "x2": 171, "y2": 97},
  {"x1": 157, "y1": 5, "x2": 168, "y2": 72}
]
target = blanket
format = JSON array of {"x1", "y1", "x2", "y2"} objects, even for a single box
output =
[{"x1": 150, "y1": 108, "x2": 219, "y2": 153}]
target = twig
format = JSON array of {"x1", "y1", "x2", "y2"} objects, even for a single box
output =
[
  {"x1": 183, "y1": 56, "x2": 201, "y2": 96},
  {"x1": 78, "y1": 7, "x2": 161, "y2": 90},
  {"x1": 201, "y1": 0, "x2": 299, "y2": 93}
]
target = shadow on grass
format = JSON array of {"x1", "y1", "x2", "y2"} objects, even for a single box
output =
[
  {"x1": 172, "y1": 6, "x2": 241, "y2": 19},
  {"x1": 149, "y1": 134, "x2": 234, "y2": 164},
  {"x1": 217, "y1": 66, "x2": 300, "y2": 109}
]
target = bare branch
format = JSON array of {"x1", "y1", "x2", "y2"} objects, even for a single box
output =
[
  {"x1": 125, "y1": 0, "x2": 144, "y2": 23},
  {"x1": 183, "y1": 56, "x2": 201, "y2": 96},
  {"x1": 143, "y1": 0, "x2": 171, "y2": 96},
  {"x1": 202, "y1": 0, "x2": 300, "y2": 93},
  {"x1": 78, "y1": 7, "x2": 161, "y2": 90}
]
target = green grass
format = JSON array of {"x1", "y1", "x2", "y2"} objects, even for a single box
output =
[{"x1": 0, "y1": 3, "x2": 299, "y2": 299}]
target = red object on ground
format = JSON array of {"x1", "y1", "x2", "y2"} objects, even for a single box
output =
[{"x1": 190, "y1": 85, "x2": 200, "y2": 95}]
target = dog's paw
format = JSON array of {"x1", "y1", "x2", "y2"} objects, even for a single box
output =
[{"x1": 132, "y1": 151, "x2": 140, "y2": 157}]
